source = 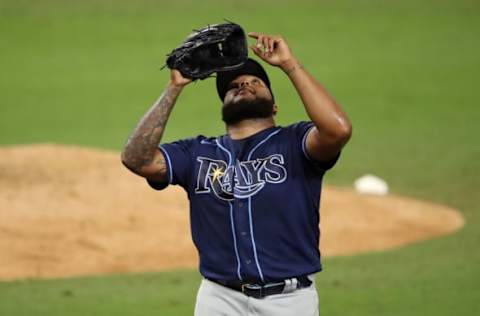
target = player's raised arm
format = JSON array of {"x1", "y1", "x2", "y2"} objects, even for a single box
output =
[
  {"x1": 248, "y1": 32, "x2": 352, "y2": 163},
  {"x1": 121, "y1": 70, "x2": 191, "y2": 182}
]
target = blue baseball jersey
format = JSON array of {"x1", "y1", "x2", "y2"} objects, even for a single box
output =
[{"x1": 148, "y1": 121, "x2": 339, "y2": 282}]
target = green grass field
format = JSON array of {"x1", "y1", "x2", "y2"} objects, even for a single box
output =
[{"x1": 1, "y1": 0, "x2": 479, "y2": 315}]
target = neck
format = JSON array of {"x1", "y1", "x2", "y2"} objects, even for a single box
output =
[{"x1": 226, "y1": 117, "x2": 275, "y2": 140}]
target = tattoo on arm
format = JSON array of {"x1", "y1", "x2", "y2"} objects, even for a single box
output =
[
  {"x1": 121, "y1": 84, "x2": 182, "y2": 176},
  {"x1": 152, "y1": 152, "x2": 167, "y2": 176}
]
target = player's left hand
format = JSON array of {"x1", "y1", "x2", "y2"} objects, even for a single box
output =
[{"x1": 248, "y1": 32, "x2": 296, "y2": 70}]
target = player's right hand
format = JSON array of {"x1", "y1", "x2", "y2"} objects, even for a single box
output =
[{"x1": 170, "y1": 69, "x2": 192, "y2": 88}]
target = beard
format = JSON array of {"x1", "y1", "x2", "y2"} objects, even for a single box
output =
[{"x1": 221, "y1": 95, "x2": 274, "y2": 125}]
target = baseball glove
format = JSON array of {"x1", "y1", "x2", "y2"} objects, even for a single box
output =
[{"x1": 164, "y1": 22, "x2": 248, "y2": 80}]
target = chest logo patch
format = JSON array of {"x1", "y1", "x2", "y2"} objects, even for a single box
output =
[{"x1": 195, "y1": 154, "x2": 287, "y2": 201}]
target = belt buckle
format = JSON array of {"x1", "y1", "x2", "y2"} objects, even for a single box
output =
[
  {"x1": 241, "y1": 283, "x2": 263, "y2": 299},
  {"x1": 241, "y1": 283, "x2": 248, "y2": 293}
]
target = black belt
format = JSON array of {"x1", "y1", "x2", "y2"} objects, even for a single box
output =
[{"x1": 208, "y1": 276, "x2": 313, "y2": 299}]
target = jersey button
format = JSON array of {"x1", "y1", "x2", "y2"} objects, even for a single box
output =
[
  {"x1": 241, "y1": 231, "x2": 248, "y2": 236},
  {"x1": 239, "y1": 202, "x2": 244, "y2": 207},
  {"x1": 245, "y1": 259, "x2": 252, "y2": 264}
]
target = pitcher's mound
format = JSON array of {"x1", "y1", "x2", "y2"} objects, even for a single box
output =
[{"x1": 0, "y1": 144, "x2": 464, "y2": 280}]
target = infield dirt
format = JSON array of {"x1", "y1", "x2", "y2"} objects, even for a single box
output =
[{"x1": 0, "y1": 144, "x2": 464, "y2": 280}]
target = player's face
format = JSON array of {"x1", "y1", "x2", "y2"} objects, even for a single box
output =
[
  {"x1": 223, "y1": 75, "x2": 273, "y2": 105},
  {"x1": 221, "y1": 75, "x2": 275, "y2": 125}
]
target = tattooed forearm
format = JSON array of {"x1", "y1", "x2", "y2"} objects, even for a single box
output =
[{"x1": 121, "y1": 84, "x2": 183, "y2": 175}]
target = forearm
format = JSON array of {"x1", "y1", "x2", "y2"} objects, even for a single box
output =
[
  {"x1": 121, "y1": 83, "x2": 183, "y2": 174},
  {"x1": 281, "y1": 58, "x2": 351, "y2": 141}
]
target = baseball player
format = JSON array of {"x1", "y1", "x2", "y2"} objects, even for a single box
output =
[{"x1": 121, "y1": 32, "x2": 352, "y2": 316}]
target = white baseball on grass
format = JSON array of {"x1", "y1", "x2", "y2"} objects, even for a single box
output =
[{"x1": 354, "y1": 174, "x2": 389, "y2": 196}]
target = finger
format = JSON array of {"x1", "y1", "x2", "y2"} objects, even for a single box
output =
[
  {"x1": 267, "y1": 38, "x2": 275, "y2": 53},
  {"x1": 250, "y1": 46, "x2": 274, "y2": 64},
  {"x1": 256, "y1": 34, "x2": 263, "y2": 50},
  {"x1": 248, "y1": 32, "x2": 259, "y2": 39},
  {"x1": 274, "y1": 37, "x2": 285, "y2": 48},
  {"x1": 249, "y1": 45, "x2": 262, "y2": 58},
  {"x1": 262, "y1": 36, "x2": 270, "y2": 53}
]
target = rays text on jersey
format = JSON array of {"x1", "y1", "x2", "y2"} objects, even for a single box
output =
[{"x1": 195, "y1": 154, "x2": 287, "y2": 201}]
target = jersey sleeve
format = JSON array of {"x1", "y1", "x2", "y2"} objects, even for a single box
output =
[
  {"x1": 146, "y1": 137, "x2": 198, "y2": 191},
  {"x1": 289, "y1": 121, "x2": 341, "y2": 173}
]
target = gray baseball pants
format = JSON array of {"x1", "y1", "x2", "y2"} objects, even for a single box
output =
[{"x1": 194, "y1": 278, "x2": 319, "y2": 316}]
